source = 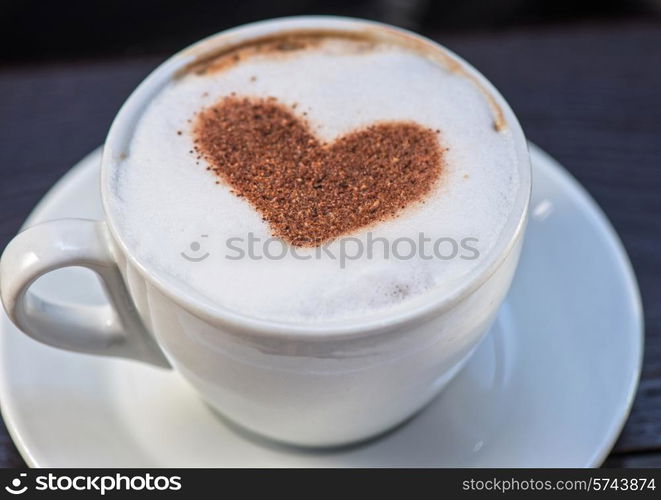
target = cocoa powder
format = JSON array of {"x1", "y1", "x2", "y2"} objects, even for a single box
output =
[{"x1": 192, "y1": 96, "x2": 444, "y2": 246}]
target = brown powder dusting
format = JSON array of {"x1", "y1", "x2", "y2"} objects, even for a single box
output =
[
  {"x1": 193, "y1": 96, "x2": 444, "y2": 246},
  {"x1": 178, "y1": 31, "x2": 376, "y2": 78}
]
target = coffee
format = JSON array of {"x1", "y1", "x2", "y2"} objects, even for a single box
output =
[
  {"x1": 193, "y1": 96, "x2": 444, "y2": 246},
  {"x1": 108, "y1": 30, "x2": 521, "y2": 323}
]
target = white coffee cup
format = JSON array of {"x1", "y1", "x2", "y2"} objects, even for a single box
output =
[{"x1": 0, "y1": 17, "x2": 531, "y2": 447}]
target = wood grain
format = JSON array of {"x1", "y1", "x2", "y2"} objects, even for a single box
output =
[{"x1": 0, "y1": 20, "x2": 659, "y2": 467}]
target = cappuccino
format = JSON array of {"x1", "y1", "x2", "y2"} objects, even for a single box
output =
[{"x1": 108, "y1": 28, "x2": 522, "y2": 323}]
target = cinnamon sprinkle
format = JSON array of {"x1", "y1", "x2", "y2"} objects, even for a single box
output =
[{"x1": 192, "y1": 96, "x2": 444, "y2": 246}]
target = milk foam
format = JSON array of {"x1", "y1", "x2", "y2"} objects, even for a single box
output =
[{"x1": 109, "y1": 36, "x2": 521, "y2": 323}]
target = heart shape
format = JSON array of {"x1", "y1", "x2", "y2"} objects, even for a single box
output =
[{"x1": 193, "y1": 96, "x2": 444, "y2": 246}]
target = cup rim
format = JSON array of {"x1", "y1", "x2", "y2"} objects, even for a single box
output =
[{"x1": 100, "y1": 15, "x2": 532, "y2": 339}]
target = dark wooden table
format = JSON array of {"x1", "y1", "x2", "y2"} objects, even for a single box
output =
[{"x1": 0, "y1": 20, "x2": 659, "y2": 468}]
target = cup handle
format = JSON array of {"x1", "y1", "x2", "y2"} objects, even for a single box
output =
[{"x1": 0, "y1": 218, "x2": 170, "y2": 368}]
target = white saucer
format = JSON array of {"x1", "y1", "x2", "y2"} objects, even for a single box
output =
[{"x1": 0, "y1": 144, "x2": 643, "y2": 467}]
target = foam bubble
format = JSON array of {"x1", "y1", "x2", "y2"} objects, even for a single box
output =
[{"x1": 108, "y1": 36, "x2": 521, "y2": 323}]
